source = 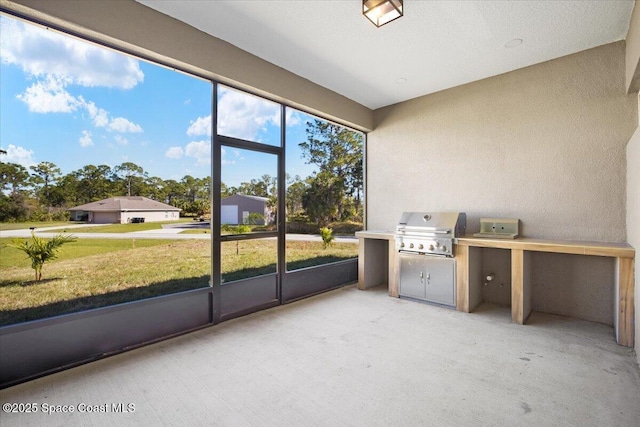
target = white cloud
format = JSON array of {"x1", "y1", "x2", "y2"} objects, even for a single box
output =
[
  {"x1": 82, "y1": 100, "x2": 142, "y2": 133},
  {"x1": 84, "y1": 100, "x2": 109, "y2": 127},
  {"x1": 217, "y1": 87, "x2": 280, "y2": 141},
  {"x1": 14, "y1": 76, "x2": 143, "y2": 133},
  {"x1": 1, "y1": 16, "x2": 144, "y2": 89},
  {"x1": 185, "y1": 140, "x2": 211, "y2": 165},
  {"x1": 187, "y1": 115, "x2": 211, "y2": 137},
  {"x1": 286, "y1": 109, "x2": 301, "y2": 127},
  {"x1": 17, "y1": 75, "x2": 81, "y2": 113},
  {"x1": 3, "y1": 144, "x2": 35, "y2": 168},
  {"x1": 79, "y1": 130, "x2": 93, "y2": 147},
  {"x1": 18, "y1": 89, "x2": 144, "y2": 133},
  {"x1": 114, "y1": 135, "x2": 129, "y2": 146},
  {"x1": 109, "y1": 117, "x2": 143, "y2": 133},
  {"x1": 221, "y1": 147, "x2": 237, "y2": 165},
  {"x1": 166, "y1": 141, "x2": 209, "y2": 166},
  {"x1": 165, "y1": 146, "x2": 184, "y2": 159},
  {"x1": 4, "y1": 17, "x2": 143, "y2": 133}
]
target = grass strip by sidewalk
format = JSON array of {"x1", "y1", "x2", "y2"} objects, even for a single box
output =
[
  {"x1": 0, "y1": 221, "x2": 76, "y2": 231},
  {"x1": 66, "y1": 222, "x2": 163, "y2": 233}
]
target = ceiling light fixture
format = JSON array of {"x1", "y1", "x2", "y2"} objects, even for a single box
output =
[{"x1": 363, "y1": 0, "x2": 403, "y2": 27}]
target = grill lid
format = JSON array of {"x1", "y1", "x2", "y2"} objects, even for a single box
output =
[
  {"x1": 396, "y1": 212, "x2": 466, "y2": 236},
  {"x1": 395, "y1": 212, "x2": 466, "y2": 257}
]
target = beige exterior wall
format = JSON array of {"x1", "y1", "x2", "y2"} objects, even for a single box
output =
[
  {"x1": 627, "y1": 2, "x2": 640, "y2": 93},
  {"x1": 628, "y1": 95, "x2": 640, "y2": 362},
  {"x1": 91, "y1": 212, "x2": 119, "y2": 225},
  {"x1": 369, "y1": 41, "x2": 635, "y2": 240},
  {"x1": 626, "y1": 1, "x2": 640, "y2": 365},
  {"x1": 120, "y1": 211, "x2": 180, "y2": 224},
  {"x1": 369, "y1": 42, "x2": 636, "y2": 324},
  {"x1": 1, "y1": 0, "x2": 373, "y2": 131}
]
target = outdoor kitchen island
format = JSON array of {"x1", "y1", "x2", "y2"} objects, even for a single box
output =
[
  {"x1": 455, "y1": 237, "x2": 635, "y2": 347},
  {"x1": 356, "y1": 230, "x2": 399, "y2": 296},
  {"x1": 356, "y1": 232, "x2": 635, "y2": 347}
]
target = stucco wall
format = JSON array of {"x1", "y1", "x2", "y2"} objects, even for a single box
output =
[
  {"x1": 370, "y1": 42, "x2": 635, "y2": 238},
  {"x1": 369, "y1": 42, "x2": 637, "y2": 324},
  {"x1": 626, "y1": 2, "x2": 640, "y2": 93},
  {"x1": 627, "y1": 94, "x2": 640, "y2": 361}
]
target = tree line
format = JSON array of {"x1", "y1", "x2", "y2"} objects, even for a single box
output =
[{"x1": 0, "y1": 120, "x2": 363, "y2": 226}]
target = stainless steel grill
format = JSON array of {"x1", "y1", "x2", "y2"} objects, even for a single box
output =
[
  {"x1": 394, "y1": 212, "x2": 466, "y2": 308},
  {"x1": 395, "y1": 212, "x2": 466, "y2": 257}
]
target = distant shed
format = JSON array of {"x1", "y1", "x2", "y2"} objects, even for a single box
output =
[{"x1": 220, "y1": 194, "x2": 271, "y2": 225}]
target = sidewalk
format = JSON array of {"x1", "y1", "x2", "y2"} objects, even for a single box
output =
[{"x1": 1, "y1": 225, "x2": 357, "y2": 243}]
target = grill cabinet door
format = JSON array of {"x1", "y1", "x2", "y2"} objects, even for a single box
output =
[
  {"x1": 399, "y1": 253, "x2": 427, "y2": 299},
  {"x1": 399, "y1": 253, "x2": 456, "y2": 307}
]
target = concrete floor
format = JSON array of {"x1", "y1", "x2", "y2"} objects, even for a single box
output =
[{"x1": 1, "y1": 285, "x2": 639, "y2": 426}]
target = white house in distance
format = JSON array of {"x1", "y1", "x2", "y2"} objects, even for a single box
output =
[
  {"x1": 221, "y1": 194, "x2": 271, "y2": 225},
  {"x1": 68, "y1": 196, "x2": 181, "y2": 224}
]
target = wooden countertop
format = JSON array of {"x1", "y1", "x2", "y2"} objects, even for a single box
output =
[
  {"x1": 356, "y1": 232, "x2": 635, "y2": 258},
  {"x1": 456, "y1": 236, "x2": 635, "y2": 259},
  {"x1": 355, "y1": 230, "x2": 394, "y2": 240}
]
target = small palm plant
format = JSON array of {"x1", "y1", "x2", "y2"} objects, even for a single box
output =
[
  {"x1": 320, "y1": 226, "x2": 334, "y2": 248},
  {"x1": 10, "y1": 232, "x2": 76, "y2": 281}
]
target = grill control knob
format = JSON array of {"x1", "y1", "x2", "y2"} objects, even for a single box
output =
[
  {"x1": 440, "y1": 245, "x2": 447, "y2": 252},
  {"x1": 409, "y1": 243, "x2": 414, "y2": 249},
  {"x1": 400, "y1": 242, "x2": 405, "y2": 248},
  {"x1": 418, "y1": 244, "x2": 424, "y2": 250},
  {"x1": 428, "y1": 244, "x2": 435, "y2": 251}
]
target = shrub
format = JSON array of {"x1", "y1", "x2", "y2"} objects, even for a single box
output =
[
  {"x1": 221, "y1": 224, "x2": 252, "y2": 234},
  {"x1": 28, "y1": 207, "x2": 70, "y2": 222},
  {"x1": 235, "y1": 225, "x2": 252, "y2": 234},
  {"x1": 286, "y1": 221, "x2": 319, "y2": 234},
  {"x1": 245, "y1": 212, "x2": 264, "y2": 225},
  {"x1": 0, "y1": 193, "x2": 30, "y2": 222},
  {"x1": 329, "y1": 221, "x2": 363, "y2": 235},
  {"x1": 320, "y1": 227, "x2": 334, "y2": 248},
  {"x1": 51, "y1": 209, "x2": 71, "y2": 221},
  {"x1": 286, "y1": 220, "x2": 363, "y2": 235}
]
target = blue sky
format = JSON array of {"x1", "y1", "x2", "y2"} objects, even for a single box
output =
[{"x1": 0, "y1": 15, "x2": 318, "y2": 187}]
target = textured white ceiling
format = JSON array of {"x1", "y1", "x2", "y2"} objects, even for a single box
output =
[{"x1": 137, "y1": 0, "x2": 634, "y2": 110}]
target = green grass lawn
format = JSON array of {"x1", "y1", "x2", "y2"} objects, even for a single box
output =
[
  {"x1": 69, "y1": 222, "x2": 164, "y2": 233},
  {"x1": 0, "y1": 238, "x2": 357, "y2": 326},
  {"x1": 0, "y1": 221, "x2": 79, "y2": 231},
  {"x1": 0, "y1": 237, "x2": 174, "y2": 270},
  {"x1": 0, "y1": 218, "x2": 195, "y2": 233}
]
